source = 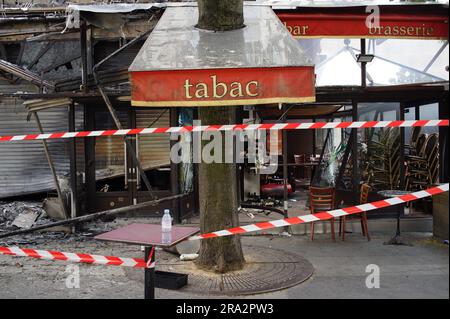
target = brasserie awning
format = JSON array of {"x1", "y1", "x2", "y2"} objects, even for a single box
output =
[
  {"x1": 276, "y1": 3, "x2": 448, "y2": 40},
  {"x1": 129, "y1": 5, "x2": 315, "y2": 107}
]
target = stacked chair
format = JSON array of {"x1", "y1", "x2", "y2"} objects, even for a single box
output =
[{"x1": 405, "y1": 133, "x2": 439, "y2": 191}]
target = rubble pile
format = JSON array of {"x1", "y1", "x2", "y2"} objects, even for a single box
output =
[
  {"x1": 0, "y1": 200, "x2": 120, "y2": 245},
  {"x1": 0, "y1": 201, "x2": 46, "y2": 230},
  {"x1": 0, "y1": 199, "x2": 165, "y2": 249}
]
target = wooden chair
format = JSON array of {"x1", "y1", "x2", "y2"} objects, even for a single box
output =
[
  {"x1": 339, "y1": 184, "x2": 371, "y2": 241},
  {"x1": 309, "y1": 186, "x2": 336, "y2": 241}
]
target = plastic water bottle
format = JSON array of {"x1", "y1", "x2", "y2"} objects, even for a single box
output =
[{"x1": 161, "y1": 209, "x2": 172, "y2": 244}]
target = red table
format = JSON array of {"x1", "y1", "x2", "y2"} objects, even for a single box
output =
[{"x1": 95, "y1": 223, "x2": 199, "y2": 299}]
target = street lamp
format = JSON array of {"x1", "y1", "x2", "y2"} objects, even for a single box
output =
[{"x1": 356, "y1": 54, "x2": 375, "y2": 63}]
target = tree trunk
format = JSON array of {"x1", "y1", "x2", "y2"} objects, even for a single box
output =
[
  {"x1": 195, "y1": 0, "x2": 245, "y2": 273},
  {"x1": 196, "y1": 106, "x2": 245, "y2": 273},
  {"x1": 197, "y1": 0, "x2": 244, "y2": 32}
]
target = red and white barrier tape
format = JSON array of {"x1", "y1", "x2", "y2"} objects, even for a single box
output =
[
  {"x1": 189, "y1": 184, "x2": 449, "y2": 241},
  {"x1": 0, "y1": 246, "x2": 155, "y2": 269},
  {"x1": 146, "y1": 246, "x2": 155, "y2": 268},
  {"x1": 1, "y1": 185, "x2": 448, "y2": 266},
  {"x1": 0, "y1": 120, "x2": 447, "y2": 142}
]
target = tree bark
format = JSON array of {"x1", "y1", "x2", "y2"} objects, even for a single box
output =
[
  {"x1": 195, "y1": 106, "x2": 245, "y2": 273},
  {"x1": 195, "y1": 0, "x2": 245, "y2": 273},
  {"x1": 196, "y1": 0, "x2": 245, "y2": 273},
  {"x1": 197, "y1": 0, "x2": 244, "y2": 32}
]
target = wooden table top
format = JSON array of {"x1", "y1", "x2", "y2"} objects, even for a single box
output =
[{"x1": 94, "y1": 223, "x2": 200, "y2": 247}]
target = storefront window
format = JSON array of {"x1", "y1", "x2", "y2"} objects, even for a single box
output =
[
  {"x1": 419, "y1": 103, "x2": 439, "y2": 134},
  {"x1": 311, "y1": 115, "x2": 352, "y2": 188},
  {"x1": 404, "y1": 106, "x2": 416, "y2": 143}
]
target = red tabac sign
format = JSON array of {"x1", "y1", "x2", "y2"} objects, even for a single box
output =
[
  {"x1": 130, "y1": 67, "x2": 315, "y2": 107},
  {"x1": 277, "y1": 13, "x2": 449, "y2": 39}
]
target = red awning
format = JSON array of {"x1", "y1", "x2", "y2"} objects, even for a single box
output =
[
  {"x1": 131, "y1": 67, "x2": 315, "y2": 107},
  {"x1": 276, "y1": 6, "x2": 448, "y2": 39},
  {"x1": 129, "y1": 6, "x2": 315, "y2": 107}
]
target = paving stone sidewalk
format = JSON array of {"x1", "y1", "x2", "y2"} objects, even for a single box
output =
[{"x1": 0, "y1": 232, "x2": 448, "y2": 299}]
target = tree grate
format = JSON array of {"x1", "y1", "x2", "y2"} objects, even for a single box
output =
[{"x1": 156, "y1": 245, "x2": 314, "y2": 296}]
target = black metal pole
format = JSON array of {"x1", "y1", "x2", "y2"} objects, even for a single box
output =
[
  {"x1": 312, "y1": 117, "x2": 316, "y2": 158},
  {"x1": 282, "y1": 110, "x2": 289, "y2": 219},
  {"x1": 351, "y1": 100, "x2": 359, "y2": 205},
  {"x1": 398, "y1": 103, "x2": 406, "y2": 237},
  {"x1": 360, "y1": 39, "x2": 367, "y2": 88},
  {"x1": 170, "y1": 108, "x2": 181, "y2": 223},
  {"x1": 395, "y1": 210, "x2": 401, "y2": 236},
  {"x1": 84, "y1": 105, "x2": 96, "y2": 213},
  {"x1": 68, "y1": 103, "x2": 78, "y2": 230},
  {"x1": 385, "y1": 105, "x2": 408, "y2": 245},
  {"x1": 399, "y1": 103, "x2": 405, "y2": 191},
  {"x1": 80, "y1": 20, "x2": 88, "y2": 93},
  {"x1": 144, "y1": 246, "x2": 155, "y2": 299},
  {"x1": 439, "y1": 97, "x2": 449, "y2": 183}
]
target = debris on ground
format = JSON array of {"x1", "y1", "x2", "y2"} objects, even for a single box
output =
[
  {"x1": 43, "y1": 198, "x2": 67, "y2": 220},
  {"x1": 279, "y1": 231, "x2": 292, "y2": 238},
  {"x1": 180, "y1": 253, "x2": 199, "y2": 261},
  {"x1": 11, "y1": 211, "x2": 41, "y2": 229},
  {"x1": 0, "y1": 199, "x2": 118, "y2": 244},
  {"x1": 0, "y1": 199, "x2": 199, "y2": 253},
  {"x1": 0, "y1": 201, "x2": 46, "y2": 230}
]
